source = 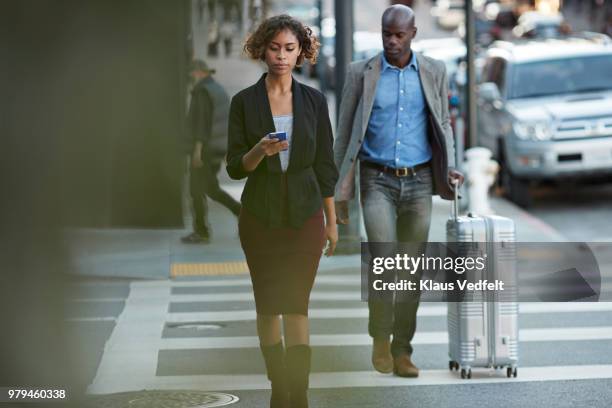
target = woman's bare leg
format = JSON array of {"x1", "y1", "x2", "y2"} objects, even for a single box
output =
[
  {"x1": 257, "y1": 314, "x2": 282, "y2": 346},
  {"x1": 283, "y1": 314, "x2": 309, "y2": 347}
]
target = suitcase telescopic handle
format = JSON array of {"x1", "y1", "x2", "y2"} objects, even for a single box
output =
[{"x1": 451, "y1": 178, "x2": 459, "y2": 221}]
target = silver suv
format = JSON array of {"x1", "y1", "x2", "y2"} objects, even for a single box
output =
[{"x1": 476, "y1": 34, "x2": 612, "y2": 207}]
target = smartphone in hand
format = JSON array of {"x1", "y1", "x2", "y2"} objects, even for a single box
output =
[
  {"x1": 267, "y1": 131, "x2": 288, "y2": 151},
  {"x1": 267, "y1": 131, "x2": 287, "y2": 142}
]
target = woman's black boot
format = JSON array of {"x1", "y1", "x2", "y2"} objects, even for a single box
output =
[
  {"x1": 260, "y1": 342, "x2": 289, "y2": 408},
  {"x1": 286, "y1": 344, "x2": 311, "y2": 408}
]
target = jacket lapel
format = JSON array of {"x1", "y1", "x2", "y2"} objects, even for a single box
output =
[
  {"x1": 416, "y1": 53, "x2": 437, "y2": 113},
  {"x1": 288, "y1": 77, "x2": 304, "y2": 171},
  {"x1": 361, "y1": 53, "x2": 382, "y2": 135},
  {"x1": 416, "y1": 53, "x2": 454, "y2": 200},
  {"x1": 255, "y1": 74, "x2": 282, "y2": 172}
]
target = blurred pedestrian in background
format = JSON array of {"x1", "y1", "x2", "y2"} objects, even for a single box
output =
[
  {"x1": 334, "y1": 4, "x2": 464, "y2": 378},
  {"x1": 221, "y1": 8, "x2": 238, "y2": 57},
  {"x1": 226, "y1": 15, "x2": 338, "y2": 408},
  {"x1": 208, "y1": 20, "x2": 220, "y2": 57},
  {"x1": 182, "y1": 59, "x2": 240, "y2": 244}
]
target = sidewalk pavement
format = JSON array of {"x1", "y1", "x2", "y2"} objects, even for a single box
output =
[
  {"x1": 64, "y1": 53, "x2": 566, "y2": 281},
  {"x1": 65, "y1": 172, "x2": 566, "y2": 281}
]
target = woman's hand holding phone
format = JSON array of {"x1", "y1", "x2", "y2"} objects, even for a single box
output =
[{"x1": 257, "y1": 134, "x2": 289, "y2": 156}]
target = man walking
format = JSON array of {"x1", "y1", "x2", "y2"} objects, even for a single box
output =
[
  {"x1": 182, "y1": 60, "x2": 241, "y2": 244},
  {"x1": 334, "y1": 5, "x2": 464, "y2": 377}
]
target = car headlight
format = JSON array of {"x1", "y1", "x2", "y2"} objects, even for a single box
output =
[{"x1": 513, "y1": 120, "x2": 553, "y2": 141}]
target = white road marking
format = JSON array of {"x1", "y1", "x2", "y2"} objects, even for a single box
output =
[
  {"x1": 169, "y1": 291, "x2": 362, "y2": 303},
  {"x1": 167, "y1": 285, "x2": 612, "y2": 304},
  {"x1": 85, "y1": 280, "x2": 612, "y2": 396},
  {"x1": 157, "y1": 327, "x2": 612, "y2": 350},
  {"x1": 166, "y1": 302, "x2": 612, "y2": 323},
  {"x1": 86, "y1": 282, "x2": 171, "y2": 394},
  {"x1": 86, "y1": 364, "x2": 612, "y2": 394}
]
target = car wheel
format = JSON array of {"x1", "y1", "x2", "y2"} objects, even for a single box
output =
[
  {"x1": 499, "y1": 157, "x2": 532, "y2": 208},
  {"x1": 498, "y1": 140, "x2": 532, "y2": 208}
]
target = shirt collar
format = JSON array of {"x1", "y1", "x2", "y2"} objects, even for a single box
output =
[{"x1": 381, "y1": 51, "x2": 418, "y2": 72}]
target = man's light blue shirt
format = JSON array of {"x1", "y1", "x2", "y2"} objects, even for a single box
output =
[{"x1": 360, "y1": 52, "x2": 432, "y2": 168}]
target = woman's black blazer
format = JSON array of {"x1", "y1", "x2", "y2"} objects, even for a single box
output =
[{"x1": 226, "y1": 74, "x2": 338, "y2": 228}]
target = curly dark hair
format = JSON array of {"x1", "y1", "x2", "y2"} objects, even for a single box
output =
[{"x1": 244, "y1": 14, "x2": 320, "y2": 66}]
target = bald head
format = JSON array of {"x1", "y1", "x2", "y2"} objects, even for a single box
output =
[
  {"x1": 382, "y1": 4, "x2": 415, "y2": 29},
  {"x1": 381, "y1": 5, "x2": 417, "y2": 68}
]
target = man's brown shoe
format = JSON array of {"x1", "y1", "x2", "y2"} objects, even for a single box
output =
[
  {"x1": 393, "y1": 354, "x2": 419, "y2": 378},
  {"x1": 371, "y1": 337, "x2": 393, "y2": 374}
]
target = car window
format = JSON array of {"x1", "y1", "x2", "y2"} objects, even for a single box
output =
[
  {"x1": 534, "y1": 24, "x2": 561, "y2": 38},
  {"x1": 508, "y1": 54, "x2": 612, "y2": 99}
]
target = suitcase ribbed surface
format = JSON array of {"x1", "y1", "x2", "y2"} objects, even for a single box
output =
[{"x1": 447, "y1": 213, "x2": 519, "y2": 374}]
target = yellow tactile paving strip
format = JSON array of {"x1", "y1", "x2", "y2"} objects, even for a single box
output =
[{"x1": 170, "y1": 261, "x2": 249, "y2": 277}]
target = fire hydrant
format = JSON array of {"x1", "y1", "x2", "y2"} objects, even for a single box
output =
[{"x1": 464, "y1": 147, "x2": 499, "y2": 215}]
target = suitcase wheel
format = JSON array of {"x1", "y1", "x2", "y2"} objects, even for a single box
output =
[
  {"x1": 461, "y1": 368, "x2": 472, "y2": 379},
  {"x1": 449, "y1": 361, "x2": 459, "y2": 371},
  {"x1": 507, "y1": 367, "x2": 518, "y2": 378}
]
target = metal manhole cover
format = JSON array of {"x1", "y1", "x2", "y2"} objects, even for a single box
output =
[{"x1": 87, "y1": 390, "x2": 239, "y2": 408}]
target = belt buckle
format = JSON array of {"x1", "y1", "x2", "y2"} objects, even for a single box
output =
[{"x1": 395, "y1": 167, "x2": 409, "y2": 177}]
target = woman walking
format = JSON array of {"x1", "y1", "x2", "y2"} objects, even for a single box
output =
[{"x1": 226, "y1": 15, "x2": 338, "y2": 408}]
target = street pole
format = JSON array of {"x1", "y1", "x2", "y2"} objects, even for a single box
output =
[
  {"x1": 316, "y1": 0, "x2": 327, "y2": 93},
  {"x1": 334, "y1": 0, "x2": 352, "y2": 117},
  {"x1": 241, "y1": 0, "x2": 249, "y2": 38},
  {"x1": 191, "y1": 0, "x2": 210, "y2": 60},
  {"x1": 334, "y1": 0, "x2": 362, "y2": 254},
  {"x1": 465, "y1": 0, "x2": 477, "y2": 149}
]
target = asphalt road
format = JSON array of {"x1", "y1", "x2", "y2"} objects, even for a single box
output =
[
  {"x1": 528, "y1": 181, "x2": 612, "y2": 242},
  {"x1": 63, "y1": 277, "x2": 131, "y2": 397},
  {"x1": 69, "y1": 251, "x2": 612, "y2": 408}
]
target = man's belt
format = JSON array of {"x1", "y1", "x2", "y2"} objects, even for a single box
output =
[{"x1": 362, "y1": 160, "x2": 431, "y2": 177}]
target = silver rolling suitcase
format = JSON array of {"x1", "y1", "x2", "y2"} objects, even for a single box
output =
[{"x1": 446, "y1": 186, "x2": 519, "y2": 379}]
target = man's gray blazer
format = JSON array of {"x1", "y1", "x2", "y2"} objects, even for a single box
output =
[{"x1": 334, "y1": 51, "x2": 456, "y2": 201}]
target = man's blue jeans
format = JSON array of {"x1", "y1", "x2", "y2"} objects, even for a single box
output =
[{"x1": 360, "y1": 162, "x2": 433, "y2": 357}]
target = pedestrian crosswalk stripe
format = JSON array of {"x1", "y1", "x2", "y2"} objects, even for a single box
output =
[
  {"x1": 166, "y1": 302, "x2": 612, "y2": 323},
  {"x1": 169, "y1": 291, "x2": 361, "y2": 302},
  {"x1": 156, "y1": 327, "x2": 612, "y2": 350},
  {"x1": 85, "y1": 279, "x2": 612, "y2": 397},
  {"x1": 87, "y1": 364, "x2": 612, "y2": 394},
  {"x1": 168, "y1": 277, "x2": 612, "y2": 296},
  {"x1": 167, "y1": 287, "x2": 612, "y2": 303}
]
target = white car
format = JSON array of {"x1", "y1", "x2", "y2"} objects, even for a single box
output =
[{"x1": 477, "y1": 35, "x2": 612, "y2": 207}]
